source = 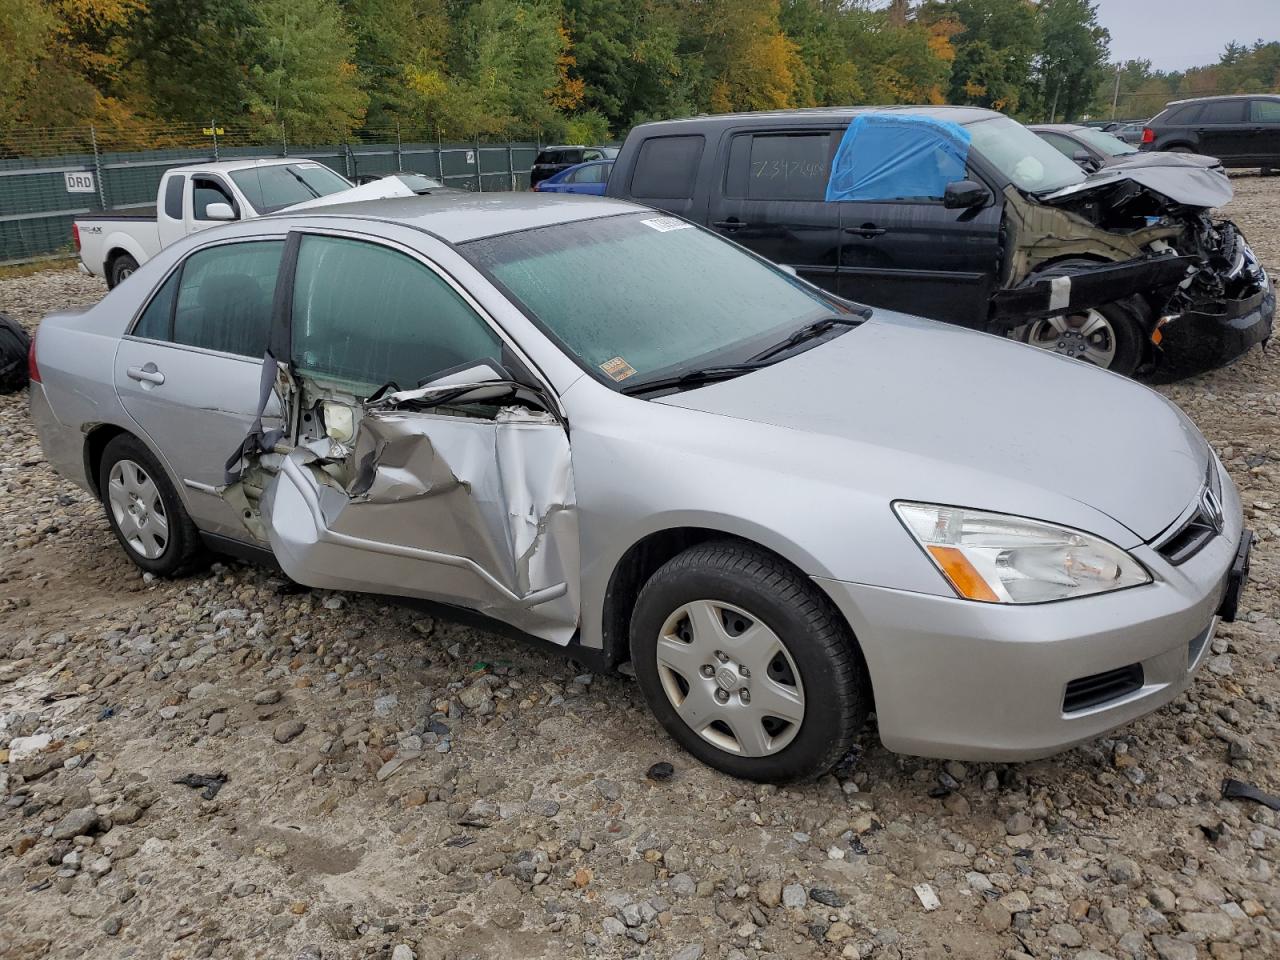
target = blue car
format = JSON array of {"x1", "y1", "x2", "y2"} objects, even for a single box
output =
[{"x1": 534, "y1": 159, "x2": 613, "y2": 195}]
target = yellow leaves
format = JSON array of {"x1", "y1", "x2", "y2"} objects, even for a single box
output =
[
  {"x1": 50, "y1": 0, "x2": 146, "y2": 33},
  {"x1": 546, "y1": 22, "x2": 584, "y2": 111},
  {"x1": 405, "y1": 66, "x2": 448, "y2": 100},
  {"x1": 964, "y1": 80, "x2": 988, "y2": 98}
]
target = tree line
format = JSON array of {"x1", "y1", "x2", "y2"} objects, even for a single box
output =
[{"x1": 1, "y1": 0, "x2": 1277, "y2": 149}]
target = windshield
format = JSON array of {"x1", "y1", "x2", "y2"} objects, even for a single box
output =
[
  {"x1": 1076, "y1": 127, "x2": 1138, "y2": 156},
  {"x1": 966, "y1": 115, "x2": 1087, "y2": 193},
  {"x1": 463, "y1": 214, "x2": 846, "y2": 389},
  {"x1": 397, "y1": 173, "x2": 445, "y2": 191},
  {"x1": 229, "y1": 163, "x2": 353, "y2": 213}
]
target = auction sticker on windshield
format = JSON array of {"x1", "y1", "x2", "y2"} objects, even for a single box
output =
[
  {"x1": 641, "y1": 216, "x2": 692, "y2": 232},
  {"x1": 600, "y1": 356, "x2": 638, "y2": 381}
]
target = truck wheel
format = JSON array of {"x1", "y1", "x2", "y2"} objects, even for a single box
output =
[
  {"x1": 1019, "y1": 299, "x2": 1145, "y2": 377},
  {"x1": 630, "y1": 540, "x2": 870, "y2": 782},
  {"x1": 108, "y1": 253, "x2": 139, "y2": 289},
  {"x1": 98, "y1": 434, "x2": 204, "y2": 576}
]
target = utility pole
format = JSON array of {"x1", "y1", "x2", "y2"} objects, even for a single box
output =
[{"x1": 1111, "y1": 63, "x2": 1122, "y2": 120}]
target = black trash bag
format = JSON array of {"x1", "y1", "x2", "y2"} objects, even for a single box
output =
[{"x1": 0, "y1": 313, "x2": 32, "y2": 394}]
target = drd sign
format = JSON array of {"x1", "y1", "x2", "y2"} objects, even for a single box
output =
[{"x1": 64, "y1": 171, "x2": 96, "y2": 193}]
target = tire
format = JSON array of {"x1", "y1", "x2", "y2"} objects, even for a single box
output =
[
  {"x1": 1168, "y1": 145, "x2": 1195, "y2": 154},
  {"x1": 108, "y1": 253, "x2": 139, "y2": 289},
  {"x1": 0, "y1": 313, "x2": 31, "y2": 394},
  {"x1": 630, "y1": 540, "x2": 870, "y2": 782},
  {"x1": 97, "y1": 433, "x2": 204, "y2": 576},
  {"x1": 1018, "y1": 289, "x2": 1147, "y2": 377}
]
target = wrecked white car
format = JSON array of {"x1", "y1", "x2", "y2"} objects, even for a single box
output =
[{"x1": 30, "y1": 194, "x2": 1249, "y2": 781}]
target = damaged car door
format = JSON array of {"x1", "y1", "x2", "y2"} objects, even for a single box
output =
[{"x1": 240, "y1": 233, "x2": 581, "y2": 644}]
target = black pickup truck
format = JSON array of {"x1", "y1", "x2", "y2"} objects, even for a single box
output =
[{"x1": 606, "y1": 106, "x2": 1273, "y2": 379}]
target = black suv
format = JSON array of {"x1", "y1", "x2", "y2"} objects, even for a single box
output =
[
  {"x1": 529, "y1": 145, "x2": 618, "y2": 188},
  {"x1": 607, "y1": 107, "x2": 1273, "y2": 379},
  {"x1": 1142, "y1": 95, "x2": 1280, "y2": 173}
]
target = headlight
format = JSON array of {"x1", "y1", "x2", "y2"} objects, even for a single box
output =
[{"x1": 894, "y1": 502, "x2": 1151, "y2": 604}]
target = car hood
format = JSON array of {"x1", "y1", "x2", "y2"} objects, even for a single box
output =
[
  {"x1": 1104, "y1": 151, "x2": 1222, "y2": 171},
  {"x1": 657, "y1": 313, "x2": 1208, "y2": 542},
  {"x1": 1041, "y1": 163, "x2": 1232, "y2": 209}
]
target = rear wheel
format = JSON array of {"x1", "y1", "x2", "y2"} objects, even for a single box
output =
[
  {"x1": 108, "y1": 253, "x2": 139, "y2": 289},
  {"x1": 1020, "y1": 299, "x2": 1145, "y2": 377},
  {"x1": 1168, "y1": 145, "x2": 1195, "y2": 154},
  {"x1": 630, "y1": 540, "x2": 869, "y2": 782},
  {"x1": 98, "y1": 434, "x2": 204, "y2": 576}
]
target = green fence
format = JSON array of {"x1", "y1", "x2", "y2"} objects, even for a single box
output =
[{"x1": 0, "y1": 124, "x2": 546, "y2": 263}]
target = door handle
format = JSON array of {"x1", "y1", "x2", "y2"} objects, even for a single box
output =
[
  {"x1": 845, "y1": 224, "x2": 886, "y2": 237},
  {"x1": 127, "y1": 365, "x2": 165, "y2": 386},
  {"x1": 712, "y1": 219, "x2": 748, "y2": 230}
]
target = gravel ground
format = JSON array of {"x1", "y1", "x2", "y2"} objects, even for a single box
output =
[{"x1": 1, "y1": 178, "x2": 1278, "y2": 960}]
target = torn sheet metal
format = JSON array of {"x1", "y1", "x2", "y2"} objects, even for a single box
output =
[
  {"x1": 990, "y1": 255, "x2": 1197, "y2": 323},
  {"x1": 259, "y1": 404, "x2": 580, "y2": 645}
]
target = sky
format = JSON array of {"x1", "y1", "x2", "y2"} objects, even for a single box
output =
[{"x1": 1092, "y1": 0, "x2": 1277, "y2": 71}]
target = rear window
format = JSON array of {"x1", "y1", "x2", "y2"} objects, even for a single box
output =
[
  {"x1": 537, "y1": 149, "x2": 582, "y2": 165},
  {"x1": 1161, "y1": 104, "x2": 1202, "y2": 124},
  {"x1": 630, "y1": 136, "x2": 705, "y2": 199},
  {"x1": 1199, "y1": 100, "x2": 1245, "y2": 123},
  {"x1": 726, "y1": 132, "x2": 833, "y2": 201},
  {"x1": 163, "y1": 175, "x2": 186, "y2": 220}
]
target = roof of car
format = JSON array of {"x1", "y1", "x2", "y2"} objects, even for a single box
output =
[
  {"x1": 270, "y1": 191, "x2": 643, "y2": 244},
  {"x1": 1028, "y1": 123, "x2": 1086, "y2": 133},
  {"x1": 1167, "y1": 93, "x2": 1278, "y2": 105},
  {"x1": 633, "y1": 105, "x2": 1003, "y2": 130},
  {"x1": 168, "y1": 157, "x2": 331, "y2": 176}
]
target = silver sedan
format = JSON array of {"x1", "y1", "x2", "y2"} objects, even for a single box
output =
[{"x1": 29, "y1": 193, "x2": 1250, "y2": 781}]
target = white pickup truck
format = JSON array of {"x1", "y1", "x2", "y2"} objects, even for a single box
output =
[{"x1": 74, "y1": 157, "x2": 415, "y2": 287}]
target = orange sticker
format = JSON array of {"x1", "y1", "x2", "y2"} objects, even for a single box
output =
[{"x1": 600, "y1": 356, "x2": 638, "y2": 382}]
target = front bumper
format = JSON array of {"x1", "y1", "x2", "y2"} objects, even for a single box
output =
[
  {"x1": 1148, "y1": 250, "x2": 1274, "y2": 383},
  {"x1": 815, "y1": 491, "x2": 1244, "y2": 761}
]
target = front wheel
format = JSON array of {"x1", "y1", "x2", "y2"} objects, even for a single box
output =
[
  {"x1": 1019, "y1": 299, "x2": 1145, "y2": 377},
  {"x1": 108, "y1": 253, "x2": 139, "y2": 289},
  {"x1": 630, "y1": 540, "x2": 870, "y2": 782}
]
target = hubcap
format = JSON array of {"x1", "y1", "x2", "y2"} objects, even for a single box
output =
[
  {"x1": 1025, "y1": 309, "x2": 1118, "y2": 368},
  {"x1": 107, "y1": 459, "x2": 169, "y2": 560},
  {"x1": 655, "y1": 600, "x2": 805, "y2": 757}
]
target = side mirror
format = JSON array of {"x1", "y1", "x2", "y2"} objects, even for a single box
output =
[
  {"x1": 942, "y1": 179, "x2": 990, "y2": 210},
  {"x1": 1072, "y1": 149, "x2": 1099, "y2": 171},
  {"x1": 204, "y1": 202, "x2": 236, "y2": 221}
]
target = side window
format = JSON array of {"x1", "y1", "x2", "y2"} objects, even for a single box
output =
[
  {"x1": 1038, "y1": 132, "x2": 1080, "y2": 159},
  {"x1": 630, "y1": 135, "x2": 705, "y2": 199},
  {"x1": 727, "y1": 132, "x2": 834, "y2": 201},
  {"x1": 163, "y1": 175, "x2": 186, "y2": 220},
  {"x1": 1166, "y1": 104, "x2": 1201, "y2": 124},
  {"x1": 132, "y1": 269, "x2": 180, "y2": 340},
  {"x1": 583, "y1": 150, "x2": 603, "y2": 162},
  {"x1": 1199, "y1": 100, "x2": 1245, "y2": 124},
  {"x1": 192, "y1": 177, "x2": 236, "y2": 220},
  {"x1": 1251, "y1": 99, "x2": 1280, "y2": 122},
  {"x1": 570, "y1": 164, "x2": 604, "y2": 184},
  {"x1": 171, "y1": 241, "x2": 284, "y2": 356},
  {"x1": 291, "y1": 235, "x2": 504, "y2": 395}
]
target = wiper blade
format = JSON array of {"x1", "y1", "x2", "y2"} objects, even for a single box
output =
[
  {"x1": 620, "y1": 363, "x2": 764, "y2": 397},
  {"x1": 748, "y1": 316, "x2": 862, "y2": 365},
  {"x1": 286, "y1": 167, "x2": 322, "y2": 199}
]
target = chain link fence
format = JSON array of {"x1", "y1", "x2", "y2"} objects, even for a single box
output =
[{"x1": 0, "y1": 123, "x2": 546, "y2": 263}]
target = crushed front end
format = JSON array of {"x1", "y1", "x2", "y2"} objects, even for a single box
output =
[
  {"x1": 995, "y1": 167, "x2": 1272, "y2": 381},
  {"x1": 1147, "y1": 217, "x2": 1273, "y2": 382}
]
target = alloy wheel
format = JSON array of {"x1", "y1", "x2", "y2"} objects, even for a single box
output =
[
  {"x1": 654, "y1": 599, "x2": 805, "y2": 757},
  {"x1": 1024, "y1": 309, "x2": 1118, "y2": 368},
  {"x1": 107, "y1": 458, "x2": 169, "y2": 559}
]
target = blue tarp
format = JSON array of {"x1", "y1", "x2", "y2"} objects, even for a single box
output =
[{"x1": 825, "y1": 113, "x2": 971, "y2": 202}]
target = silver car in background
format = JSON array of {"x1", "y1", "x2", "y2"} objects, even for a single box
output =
[{"x1": 29, "y1": 193, "x2": 1250, "y2": 781}]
